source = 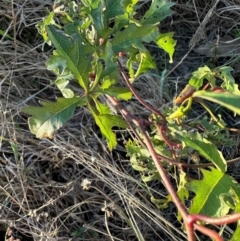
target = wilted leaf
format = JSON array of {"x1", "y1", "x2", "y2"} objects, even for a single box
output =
[
  {"x1": 177, "y1": 171, "x2": 189, "y2": 202},
  {"x1": 174, "y1": 84, "x2": 196, "y2": 104},
  {"x1": 134, "y1": 51, "x2": 156, "y2": 77},
  {"x1": 218, "y1": 66, "x2": 236, "y2": 93},
  {"x1": 150, "y1": 195, "x2": 171, "y2": 209},
  {"x1": 36, "y1": 11, "x2": 56, "y2": 44},
  {"x1": 46, "y1": 55, "x2": 74, "y2": 98},
  {"x1": 54, "y1": 78, "x2": 74, "y2": 98},
  {"x1": 126, "y1": 139, "x2": 161, "y2": 182},
  {"x1": 46, "y1": 55, "x2": 68, "y2": 75}
]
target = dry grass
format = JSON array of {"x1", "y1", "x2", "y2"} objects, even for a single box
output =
[{"x1": 1, "y1": 0, "x2": 240, "y2": 241}]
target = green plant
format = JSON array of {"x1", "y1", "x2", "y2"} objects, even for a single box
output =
[
  {"x1": 71, "y1": 226, "x2": 99, "y2": 239},
  {"x1": 22, "y1": 0, "x2": 240, "y2": 240}
]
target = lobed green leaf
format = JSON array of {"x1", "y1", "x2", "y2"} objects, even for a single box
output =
[
  {"x1": 186, "y1": 168, "x2": 240, "y2": 217},
  {"x1": 22, "y1": 96, "x2": 86, "y2": 139},
  {"x1": 89, "y1": 100, "x2": 128, "y2": 150},
  {"x1": 134, "y1": 51, "x2": 157, "y2": 77},
  {"x1": 112, "y1": 23, "x2": 158, "y2": 53},
  {"x1": 46, "y1": 25, "x2": 92, "y2": 90}
]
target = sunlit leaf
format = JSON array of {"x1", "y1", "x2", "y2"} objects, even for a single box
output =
[
  {"x1": 81, "y1": 0, "x2": 100, "y2": 8},
  {"x1": 167, "y1": 106, "x2": 187, "y2": 119},
  {"x1": 100, "y1": 86, "x2": 132, "y2": 100},
  {"x1": 230, "y1": 222, "x2": 240, "y2": 241},
  {"x1": 36, "y1": 11, "x2": 56, "y2": 44},
  {"x1": 218, "y1": 66, "x2": 236, "y2": 93},
  {"x1": 188, "y1": 65, "x2": 212, "y2": 90},
  {"x1": 89, "y1": 101, "x2": 128, "y2": 150},
  {"x1": 134, "y1": 51, "x2": 156, "y2": 77},
  {"x1": 91, "y1": 112, "x2": 128, "y2": 150},
  {"x1": 156, "y1": 32, "x2": 176, "y2": 63},
  {"x1": 193, "y1": 90, "x2": 240, "y2": 115},
  {"x1": 123, "y1": 0, "x2": 138, "y2": 16},
  {"x1": 22, "y1": 96, "x2": 86, "y2": 138},
  {"x1": 186, "y1": 168, "x2": 240, "y2": 217}
]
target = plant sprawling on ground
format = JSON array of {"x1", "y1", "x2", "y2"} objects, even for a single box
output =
[{"x1": 1, "y1": 0, "x2": 240, "y2": 241}]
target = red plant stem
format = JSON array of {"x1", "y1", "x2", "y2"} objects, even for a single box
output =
[
  {"x1": 117, "y1": 59, "x2": 166, "y2": 121},
  {"x1": 136, "y1": 116, "x2": 200, "y2": 240},
  {"x1": 194, "y1": 223, "x2": 224, "y2": 241},
  {"x1": 106, "y1": 95, "x2": 240, "y2": 240},
  {"x1": 118, "y1": 60, "x2": 181, "y2": 158},
  {"x1": 202, "y1": 82, "x2": 210, "y2": 90},
  {"x1": 105, "y1": 95, "x2": 195, "y2": 239},
  {"x1": 193, "y1": 213, "x2": 240, "y2": 225},
  {"x1": 164, "y1": 156, "x2": 240, "y2": 169},
  {"x1": 106, "y1": 77, "x2": 240, "y2": 240},
  {"x1": 156, "y1": 124, "x2": 178, "y2": 159}
]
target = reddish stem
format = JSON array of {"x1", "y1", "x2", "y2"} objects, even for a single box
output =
[
  {"x1": 194, "y1": 223, "x2": 224, "y2": 241},
  {"x1": 117, "y1": 59, "x2": 166, "y2": 121},
  {"x1": 194, "y1": 213, "x2": 240, "y2": 225},
  {"x1": 106, "y1": 65, "x2": 240, "y2": 241},
  {"x1": 156, "y1": 124, "x2": 180, "y2": 159},
  {"x1": 106, "y1": 95, "x2": 194, "y2": 238}
]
